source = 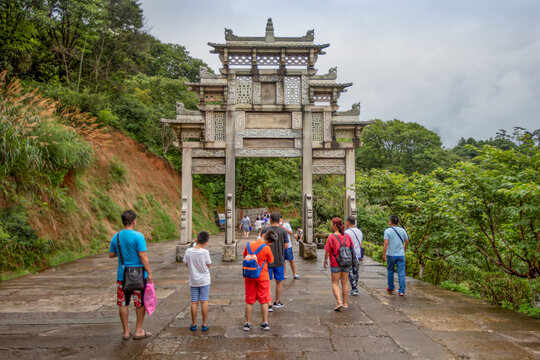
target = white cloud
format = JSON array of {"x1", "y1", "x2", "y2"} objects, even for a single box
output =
[{"x1": 140, "y1": 0, "x2": 540, "y2": 146}]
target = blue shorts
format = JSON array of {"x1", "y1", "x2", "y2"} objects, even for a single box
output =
[
  {"x1": 283, "y1": 247, "x2": 294, "y2": 261},
  {"x1": 331, "y1": 266, "x2": 351, "y2": 273},
  {"x1": 269, "y1": 266, "x2": 285, "y2": 281},
  {"x1": 191, "y1": 285, "x2": 210, "y2": 302}
]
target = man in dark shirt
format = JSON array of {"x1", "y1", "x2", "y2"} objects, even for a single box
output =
[{"x1": 260, "y1": 212, "x2": 288, "y2": 311}]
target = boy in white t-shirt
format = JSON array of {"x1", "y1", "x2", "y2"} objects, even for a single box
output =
[{"x1": 184, "y1": 231, "x2": 212, "y2": 331}]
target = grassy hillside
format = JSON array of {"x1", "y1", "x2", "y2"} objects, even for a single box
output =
[{"x1": 0, "y1": 75, "x2": 218, "y2": 280}]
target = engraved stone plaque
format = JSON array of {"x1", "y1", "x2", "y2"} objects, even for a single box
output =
[
  {"x1": 261, "y1": 83, "x2": 276, "y2": 105},
  {"x1": 246, "y1": 112, "x2": 292, "y2": 129}
]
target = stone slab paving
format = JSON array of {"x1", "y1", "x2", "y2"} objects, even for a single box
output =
[{"x1": 0, "y1": 232, "x2": 539, "y2": 359}]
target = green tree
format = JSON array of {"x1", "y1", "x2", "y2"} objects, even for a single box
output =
[
  {"x1": 443, "y1": 140, "x2": 540, "y2": 278},
  {"x1": 356, "y1": 119, "x2": 447, "y2": 175}
]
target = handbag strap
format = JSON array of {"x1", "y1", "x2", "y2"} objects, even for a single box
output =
[
  {"x1": 391, "y1": 227, "x2": 405, "y2": 244},
  {"x1": 116, "y1": 232, "x2": 125, "y2": 268},
  {"x1": 331, "y1": 234, "x2": 344, "y2": 262}
]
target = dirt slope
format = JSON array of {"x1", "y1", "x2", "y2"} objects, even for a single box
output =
[{"x1": 26, "y1": 129, "x2": 214, "y2": 255}]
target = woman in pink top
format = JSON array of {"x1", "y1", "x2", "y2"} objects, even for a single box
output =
[{"x1": 324, "y1": 217, "x2": 354, "y2": 311}]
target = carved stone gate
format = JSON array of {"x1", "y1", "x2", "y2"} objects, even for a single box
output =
[{"x1": 162, "y1": 19, "x2": 373, "y2": 261}]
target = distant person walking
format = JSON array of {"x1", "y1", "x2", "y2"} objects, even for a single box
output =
[
  {"x1": 109, "y1": 210, "x2": 153, "y2": 340},
  {"x1": 281, "y1": 219, "x2": 300, "y2": 280},
  {"x1": 243, "y1": 230, "x2": 276, "y2": 331},
  {"x1": 383, "y1": 215, "x2": 409, "y2": 296},
  {"x1": 260, "y1": 212, "x2": 288, "y2": 312},
  {"x1": 184, "y1": 231, "x2": 212, "y2": 331},
  {"x1": 324, "y1": 217, "x2": 355, "y2": 311},
  {"x1": 345, "y1": 216, "x2": 363, "y2": 296},
  {"x1": 240, "y1": 215, "x2": 251, "y2": 239}
]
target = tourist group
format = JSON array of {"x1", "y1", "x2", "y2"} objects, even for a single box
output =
[{"x1": 108, "y1": 210, "x2": 408, "y2": 338}]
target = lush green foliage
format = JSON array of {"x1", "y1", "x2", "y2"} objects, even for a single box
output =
[
  {"x1": 0, "y1": 73, "x2": 93, "y2": 196},
  {"x1": 357, "y1": 137, "x2": 540, "y2": 312},
  {"x1": 0, "y1": 208, "x2": 52, "y2": 271},
  {"x1": 356, "y1": 119, "x2": 449, "y2": 175}
]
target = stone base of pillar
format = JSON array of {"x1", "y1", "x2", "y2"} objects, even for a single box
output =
[
  {"x1": 176, "y1": 244, "x2": 190, "y2": 262},
  {"x1": 299, "y1": 241, "x2": 317, "y2": 260},
  {"x1": 222, "y1": 241, "x2": 237, "y2": 262}
]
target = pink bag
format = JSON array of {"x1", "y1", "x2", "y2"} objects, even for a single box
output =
[{"x1": 144, "y1": 282, "x2": 157, "y2": 316}]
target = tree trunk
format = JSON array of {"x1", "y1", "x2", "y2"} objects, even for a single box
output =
[{"x1": 419, "y1": 263, "x2": 425, "y2": 280}]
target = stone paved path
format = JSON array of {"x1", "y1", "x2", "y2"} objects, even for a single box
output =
[{"x1": 0, "y1": 233, "x2": 539, "y2": 359}]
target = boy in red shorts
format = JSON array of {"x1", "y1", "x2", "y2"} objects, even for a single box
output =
[{"x1": 243, "y1": 230, "x2": 277, "y2": 331}]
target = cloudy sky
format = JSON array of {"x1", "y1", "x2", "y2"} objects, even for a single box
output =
[{"x1": 139, "y1": 0, "x2": 540, "y2": 147}]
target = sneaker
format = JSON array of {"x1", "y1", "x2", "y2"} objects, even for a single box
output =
[
  {"x1": 202, "y1": 325, "x2": 209, "y2": 331},
  {"x1": 294, "y1": 275, "x2": 301, "y2": 279},
  {"x1": 350, "y1": 289, "x2": 359, "y2": 296},
  {"x1": 268, "y1": 305, "x2": 273, "y2": 312},
  {"x1": 260, "y1": 322, "x2": 270, "y2": 331},
  {"x1": 189, "y1": 324, "x2": 197, "y2": 331},
  {"x1": 386, "y1": 287, "x2": 394, "y2": 294},
  {"x1": 273, "y1": 301, "x2": 284, "y2": 308},
  {"x1": 243, "y1": 322, "x2": 251, "y2": 331}
]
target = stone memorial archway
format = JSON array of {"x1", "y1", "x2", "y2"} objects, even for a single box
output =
[{"x1": 162, "y1": 19, "x2": 373, "y2": 261}]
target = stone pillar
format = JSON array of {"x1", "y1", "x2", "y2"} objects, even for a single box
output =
[
  {"x1": 300, "y1": 110, "x2": 317, "y2": 260},
  {"x1": 344, "y1": 148, "x2": 356, "y2": 220},
  {"x1": 223, "y1": 109, "x2": 237, "y2": 260},
  {"x1": 176, "y1": 146, "x2": 193, "y2": 262}
]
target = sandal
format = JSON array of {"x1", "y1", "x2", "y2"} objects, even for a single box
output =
[
  {"x1": 334, "y1": 304, "x2": 344, "y2": 311},
  {"x1": 132, "y1": 331, "x2": 152, "y2": 340},
  {"x1": 122, "y1": 332, "x2": 132, "y2": 340},
  {"x1": 399, "y1": 293, "x2": 405, "y2": 297}
]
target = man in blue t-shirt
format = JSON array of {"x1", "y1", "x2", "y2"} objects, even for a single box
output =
[
  {"x1": 382, "y1": 215, "x2": 409, "y2": 296},
  {"x1": 109, "y1": 210, "x2": 154, "y2": 340}
]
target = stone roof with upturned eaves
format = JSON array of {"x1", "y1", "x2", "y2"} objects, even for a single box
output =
[{"x1": 208, "y1": 18, "x2": 329, "y2": 52}]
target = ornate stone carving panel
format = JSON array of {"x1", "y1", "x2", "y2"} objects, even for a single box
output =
[
  {"x1": 313, "y1": 165, "x2": 346, "y2": 174},
  {"x1": 229, "y1": 54, "x2": 252, "y2": 65},
  {"x1": 182, "y1": 129, "x2": 202, "y2": 139},
  {"x1": 313, "y1": 158, "x2": 345, "y2": 167},
  {"x1": 257, "y1": 54, "x2": 280, "y2": 65},
  {"x1": 259, "y1": 74, "x2": 280, "y2": 82},
  {"x1": 205, "y1": 111, "x2": 214, "y2": 141},
  {"x1": 252, "y1": 81, "x2": 262, "y2": 105},
  {"x1": 292, "y1": 112, "x2": 302, "y2": 130},
  {"x1": 301, "y1": 75, "x2": 309, "y2": 104},
  {"x1": 323, "y1": 112, "x2": 332, "y2": 142},
  {"x1": 313, "y1": 149, "x2": 345, "y2": 158},
  {"x1": 236, "y1": 149, "x2": 302, "y2": 157},
  {"x1": 236, "y1": 129, "x2": 302, "y2": 138},
  {"x1": 236, "y1": 76, "x2": 252, "y2": 104},
  {"x1": 284, "y1": 76, "x2": 301, "y2": 105},
  {"x1": 227, "y1": 82, "x2": 236, "y2": 104},
  {"x1": 192, "y1": 149, "x2": 226, "y2": 157},
  {"x1": 234, "y1": 111, "x2": 246, "y2": 130},
  {"x1": 312, "y1": 113, "x2": 323, "y2": 141},
  {"x1": 192, "y1": 165, "x2": 226, "y2": 174},
  {"x1": 214, "y1": 112, "x2": 225, "y2": 141},
  {"x1": 285, "y1": 54, "x2": 308, "y2": 66},
  {"x1": 276, "y1": 81, "x2": 284, "y2": 105}
]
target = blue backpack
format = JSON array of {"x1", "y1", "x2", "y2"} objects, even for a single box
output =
[{"x1": 242, "y1": 242, "x2": 267, "y2": 279}]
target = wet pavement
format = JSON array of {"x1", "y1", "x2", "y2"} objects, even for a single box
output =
[{"x1": 0, "y1": 232, "x2": 539, "y2": 359}]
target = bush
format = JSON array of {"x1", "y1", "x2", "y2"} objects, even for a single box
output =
[
  {"x1": 470, "y1": 272, "x2": 534, "y2": 310},
  {"x1": 32, "y1": 122, "x2": 93, "y2": 172},
  {"x1": 109, "y1": 158, "x2": 127, "y2": 185},
  {"x1": 0, "y1": 208, "x2": 52, "y2": 271}
]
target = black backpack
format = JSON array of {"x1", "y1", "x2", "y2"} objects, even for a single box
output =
[{"x1": 332, "y1": 234, "x2": 353, "y2": 267}]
